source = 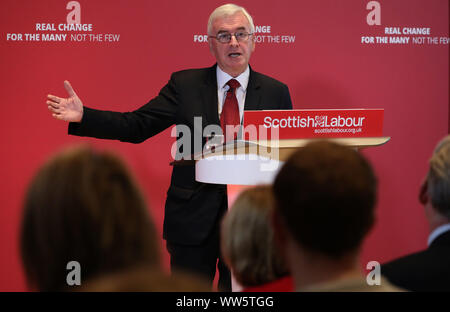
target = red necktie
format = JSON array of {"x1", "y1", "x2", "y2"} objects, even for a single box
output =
[{"x1": 221, "y1": 79, "x2": 240, "y2": 142}]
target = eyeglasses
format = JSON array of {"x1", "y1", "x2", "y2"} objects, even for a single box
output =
[{"x1": 209, "y1": 31, "x2": 253, "y2": 44}]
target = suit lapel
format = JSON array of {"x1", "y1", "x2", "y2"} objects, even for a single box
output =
[
  {"x1": 244, "y1": 66, "x2": 261, "y2": 111},
  {"x1": 202, "y1": 64, "x2": 220, "y2": 126}
]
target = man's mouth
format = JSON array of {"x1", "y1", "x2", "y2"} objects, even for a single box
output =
[{"x1": 228, "y1": 53, "x2": 242, "y2": 58}]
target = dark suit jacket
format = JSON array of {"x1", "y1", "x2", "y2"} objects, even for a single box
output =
[
  {"x1": 381, "y1": 230, "x2": 450, "y2": 291},
  {"x1": 68, "y1": 64, "x2": 292, "y2": 245}
]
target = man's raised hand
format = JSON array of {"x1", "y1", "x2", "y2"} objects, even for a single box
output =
[{"x1": 47, "y1": 80, "x2": 83, "y2": 122}]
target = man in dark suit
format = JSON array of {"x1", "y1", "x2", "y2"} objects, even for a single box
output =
[
  {"x1": 381, "y1": 135, "x2": 450, "y2": 291},
  {"x1": 46, "y1": 4, "x2": 292, "y2": 291}
]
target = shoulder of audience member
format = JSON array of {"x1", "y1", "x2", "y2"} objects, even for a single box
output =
[{"x1": 79, "y1": 266, "x2": 211, "y2": 292}]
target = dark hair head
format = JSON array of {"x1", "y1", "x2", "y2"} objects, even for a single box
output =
[
  {"x1": 20, "y1": 145, "x2": 160, "y2": 291},
  {"x1": 273, "y1": 141, "x2": 377, "y2": 259}
]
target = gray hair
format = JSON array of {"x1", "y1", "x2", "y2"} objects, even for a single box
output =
[
  {"x1": 207, "y1": 3, "x2": 255, "y2": 35},
  {"x1": 427, "y1": 135, "x2": 450, "y2": 219},
  {"x1": 221, "y1": 185, "x2": 288, "y2": 287}
]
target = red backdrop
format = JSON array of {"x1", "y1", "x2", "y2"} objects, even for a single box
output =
[{"x1": 0, "y1": 0, "x2": 448, "y2": 291}]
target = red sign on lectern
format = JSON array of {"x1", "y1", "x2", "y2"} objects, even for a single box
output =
[{"x1": 243, "y1": 109, "x2": 384, "y2": 139}]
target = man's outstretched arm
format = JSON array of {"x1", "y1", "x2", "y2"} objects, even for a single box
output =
[{"x1": 46, "y1": 78, "x2": 179, "y2": 144}]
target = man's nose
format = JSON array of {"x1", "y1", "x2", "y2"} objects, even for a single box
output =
[{"x1": 229, "y1": 34, "x2": 239, "y2": 46}]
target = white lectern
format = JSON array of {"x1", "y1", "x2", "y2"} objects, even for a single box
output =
[{"x1": 195, "y1": 137, "x2": 390, "y2": 185}]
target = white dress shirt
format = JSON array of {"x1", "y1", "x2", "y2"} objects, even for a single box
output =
[{"x1": 216, "y1": 65, "x2": 250, "y2": 125}]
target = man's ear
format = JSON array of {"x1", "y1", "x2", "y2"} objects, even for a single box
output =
[{"x1": 419, "y1": 179, "x2": 429, "y2": 205}]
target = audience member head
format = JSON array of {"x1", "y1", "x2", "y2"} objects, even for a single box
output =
[
  {"x1": 272, "y1": 141, "x2": 377, "y2": 287},
  {"x1": 20, "y1": 145, "x2": 160, "y2": 291},
  {"x1": 221, "y1": 185, "x2": 289, "y2": 287},
  {"x1": 420, "y1": 135, "x2": 450, "y2": 227}
]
